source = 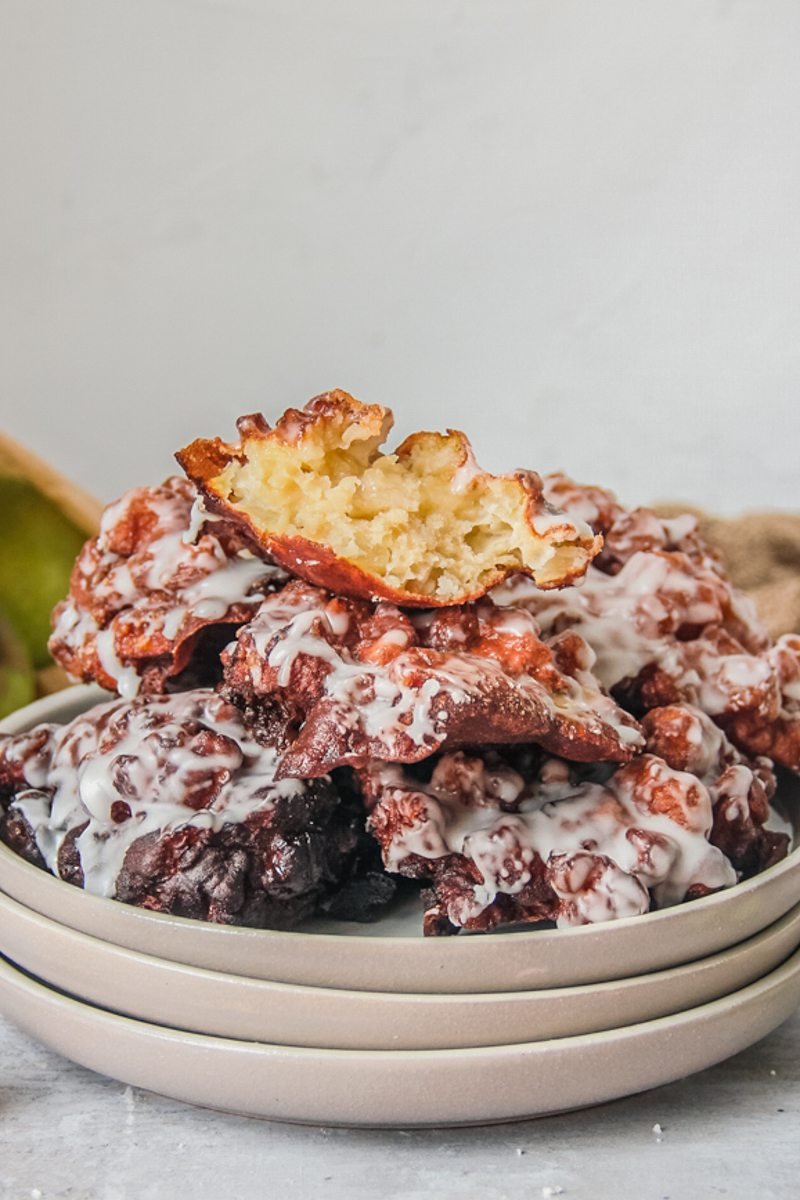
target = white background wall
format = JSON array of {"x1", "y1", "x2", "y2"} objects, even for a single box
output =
[{"x1": 1, "y1": 0, "x2": 798, "y2": 512}]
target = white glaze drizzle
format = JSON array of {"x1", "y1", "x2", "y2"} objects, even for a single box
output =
[
  {"x1": 548, "y1": 853, "x2": 651, "y2": 925},
  {"x1": 449, "y1": 442, "x2": 483, "y2": 494},
  {"x1": 10, "y1": 690, "x2": 307, "y2": 898},
  {"x1": 530, "y1": 503, "x2": 588, "y2": 538},
  {"x1": 369, "y1": 749, "x2": 738, "y2": 926},
  {"x1": 237, "y1": 588, "x2": 642, "y2": 756},
  {"x1": 50, "y1": 479, "x2": 284, "y2": 697},
  {"x1": 184, "y1": 494, "x2": 225, "y2": 543},
  {"x1": 493, "y1": 551, "x2": 774, "y2": 710},
  {"x1": 94, "y1": 629, "x2": 142, "y2": 700},
  {"x1": 241, "y1": 591, "x2": 444, "y2": 748}
]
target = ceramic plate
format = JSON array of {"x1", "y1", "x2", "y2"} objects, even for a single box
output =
[
  {"x1": 2, "y1": 688, "x2": 800, "y2": 994},
  {"x1": 2, "y1": 886, "x2": 800, "y2": 1050},
  {"x1": 1, "y1": 948, "x2": 800, "y2": 1127}
]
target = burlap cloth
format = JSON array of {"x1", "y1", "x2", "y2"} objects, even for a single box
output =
[{"x1": 654, "y1": 505, "x2": 800, "y2": 639}]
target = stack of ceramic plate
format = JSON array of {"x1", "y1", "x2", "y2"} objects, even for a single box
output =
[{"x1": 1, "y1": 687, "x2": 800, "y2": 1128}]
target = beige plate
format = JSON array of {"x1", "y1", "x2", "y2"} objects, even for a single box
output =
[
  {"x1": 2, "y1": 687, "x2": 800, "y2": 994},
  {"x1": 2, "y1": 885, "x2": 800, "y2": 1050},
  {"x1": 1, "y1": 948, "x2": 800, "y2": 1127}
]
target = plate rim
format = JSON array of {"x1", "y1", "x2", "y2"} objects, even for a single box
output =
[
  {"x1": 3, "y1": 880, "x2": 799, "y2": 1005},
  {"x1": 3, "y1": 921, "x2": 800, "y2": 1124},
  {"x1": 2, "y1": 939, "x2": 800, "y2": 1061}
]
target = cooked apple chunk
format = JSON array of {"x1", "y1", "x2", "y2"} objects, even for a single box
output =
[{"x1": 176, "y1": 390, "x2": 601, "y2": 606}]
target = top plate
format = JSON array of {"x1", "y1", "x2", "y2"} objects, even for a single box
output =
[{"x1": 1, "y1": 686, "x2": 799, "y2": 993}]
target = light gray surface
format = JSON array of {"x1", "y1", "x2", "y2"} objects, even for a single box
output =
[
  {"x1": 1, "y1": 0, "x2": 799, "y2": 511},
  {"x1": 0, "y1": 1008, "x2": 797, "y2": 1199}
]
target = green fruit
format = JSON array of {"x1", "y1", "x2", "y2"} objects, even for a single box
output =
[
  {"x1": 0, "y1": 476, "x2": 87, "y2": 668},
  {"x1": 0, "y1": 610, "x2": 36, "y2": 719}
]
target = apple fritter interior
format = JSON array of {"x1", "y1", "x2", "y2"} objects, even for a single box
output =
[{"x1": 177, "y1": 391, "x2": 600, "y2": 606}]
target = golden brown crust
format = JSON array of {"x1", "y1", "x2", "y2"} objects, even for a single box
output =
[
  {"x1": 221, "y1": 581, "x2": 643, "y2": 777},
  {"x1": 176, "y1": 391, "x2": 601, "y2": 607},
  {"x1": 357, "y1": 735, "x2": 786, "y2": 935},
  {"x1": 177, "y1": 436, "x2": 240, "y2": 481},
  {"x1": 266, "y1": 391, "x2": 393, "y2": 444},
  {"x1": 48, "y1": 478, "x2": 285, "y2": 695},
  {"x1": 0, "y1": 689, "x2": 389, "y2": 927},
  {"x1": 499, "y1": 475, "x2": 800, "y2": 769}
]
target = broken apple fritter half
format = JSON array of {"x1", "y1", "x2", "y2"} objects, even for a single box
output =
[{"x1": 176, "y1": 390, "x2": 601, "y2": 607}]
